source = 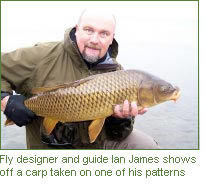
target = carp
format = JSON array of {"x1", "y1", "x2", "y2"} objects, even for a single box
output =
[{"x1": 6, "y1": 70, "x2": 181, "y2": 143}]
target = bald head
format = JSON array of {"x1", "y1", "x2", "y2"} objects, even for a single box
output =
[
  {"x1": 77, "y1": 9, "x2": 116, "y2": 33},
  {"x1": 75, "y1": 9, "x2": 116, "y2": 63}
]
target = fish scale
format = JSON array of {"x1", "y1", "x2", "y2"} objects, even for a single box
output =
[{"x1": 27, "y1": 71, "x2": 124, "y2": 119}]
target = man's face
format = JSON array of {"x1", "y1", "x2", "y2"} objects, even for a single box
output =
[{"x1": 75, "y1": 13, "x2": 115, "y2": 63}]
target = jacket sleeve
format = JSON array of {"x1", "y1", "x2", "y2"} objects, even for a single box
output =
[{"x1": 1, "y1": 45, "x2": 45, "y2": 94}]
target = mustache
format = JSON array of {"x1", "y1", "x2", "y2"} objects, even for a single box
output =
[{"x1": 85, "y1": 44, "x2": 101, "y2": 50}]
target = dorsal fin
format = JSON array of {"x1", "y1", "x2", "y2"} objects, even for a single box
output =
[
  {"x1": 32, "y1": 85, "x2": 68, "y2": 94},
  {"x1": 32, "y1": 76, "x2": 95, "y2": 94}
]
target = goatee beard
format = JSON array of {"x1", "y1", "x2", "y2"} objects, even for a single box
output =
[{"x1": 82, "y1": 52, "x2": 100, "y2": 63}]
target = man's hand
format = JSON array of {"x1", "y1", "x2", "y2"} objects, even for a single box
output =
[
  {"x1": 1, "y1": 96, "x2": 9, "y2": 112},
  {"x1": 3, "y1": 95, "x2": 36, "y2": 127},
  {"x1": 113, "y1": 100, "x2": 147, "y2": 118}
]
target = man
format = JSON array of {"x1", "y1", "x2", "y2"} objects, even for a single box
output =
[{"x1": 1, "y1": 9, "x2": 159, "y2": 149}]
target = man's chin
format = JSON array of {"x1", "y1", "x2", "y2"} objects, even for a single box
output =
[{"x1": 82, "y1": 54, "x2": 99, "y2": 63}]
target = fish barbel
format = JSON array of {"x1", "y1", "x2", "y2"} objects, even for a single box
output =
[{"x1": 6, "y1": 70, "x2": 181, "y2": 143}]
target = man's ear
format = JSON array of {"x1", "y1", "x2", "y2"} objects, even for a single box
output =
[
  {"x1": 75, "y1": 24, "x2": 79, "y2": 36},
  {"x1": 109, "y1": 34, "x2": 115, "y2": 45}
]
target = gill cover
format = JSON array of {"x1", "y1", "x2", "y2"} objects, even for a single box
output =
[{"x1": 138, "y1": 81, "x2": 155, "y2": 107}]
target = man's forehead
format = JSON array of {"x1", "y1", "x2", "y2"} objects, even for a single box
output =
[
  {"x1": 80, "y1": 21, "x2": 115, "y2": 33},
  {"x1": 78, "y1": 9, "x2": 116, "y2": 32}
]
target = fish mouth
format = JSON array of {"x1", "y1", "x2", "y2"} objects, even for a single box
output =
[{"x1": 171, "y1": 86, "x2": 181, "y2": 102}]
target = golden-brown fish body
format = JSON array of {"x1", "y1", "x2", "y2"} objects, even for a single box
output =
[
  {"x1": 25, "y1": 70, "x2": 138, "y2": 122},
  {"x1": 23, "y1": 70, "x2": 180, "y2": 142},
  {"x1": 25, "y1": 70, "x2": 180, "y2": 120}
]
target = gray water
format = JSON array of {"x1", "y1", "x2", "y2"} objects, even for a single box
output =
[
  {"x1": 124, "y1": 45, "x2": 198, "y2": 149},
  {"x1": 1, "y1": 43, "x2": 198, "y2": 149}
]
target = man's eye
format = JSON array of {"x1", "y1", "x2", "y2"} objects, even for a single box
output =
[
  {"x1": 100, "y1": 32, "x2": 109, "y2": 38},
  {"x1": 84, "y1": 29, "x2": 93, "y2": 35}
]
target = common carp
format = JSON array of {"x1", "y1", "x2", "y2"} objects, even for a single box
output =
[{"x1": 6, "y1": 70, "x2": 181, "y2": 143}]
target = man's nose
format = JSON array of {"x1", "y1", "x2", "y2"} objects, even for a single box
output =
[{"x1": 90, "y1": 33, "x2": 99, "y2": 44}]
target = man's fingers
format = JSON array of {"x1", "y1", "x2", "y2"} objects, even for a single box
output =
[
  {"x1": 122, "y1": 100, "x2": 130, "y2": 117},
  {"x1": 113, "y1": 104, "x2": 124, "y2": 118},
  {"x1": 113, "y1": 101, "x2": 148, "y2": 118},
  {"x1": 130, "y1": 101, "x2": 138, "y2": 116},
  {"x1": 1, "y1": 96, "x2": 10, "y2": 112}
]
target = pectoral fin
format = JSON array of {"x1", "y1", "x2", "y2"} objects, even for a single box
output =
[
  {"x1": 88, "y1": 118, "x2": 106, "y2": 143},
  {"x1": 43, "y1": 118, "x2": 59, "y2": 134}
]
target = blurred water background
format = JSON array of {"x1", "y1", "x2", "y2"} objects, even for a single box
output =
[{"x1": 1, "y1": 1, "x2": 198, "y2": 149}]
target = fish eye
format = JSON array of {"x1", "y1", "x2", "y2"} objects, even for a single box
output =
[
  {"x1": 159, "y1": 84, "x2": 174, "y2": 93},
  {"x1": 160, "y1": 85, "x2": 168, "y2": 92}
]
